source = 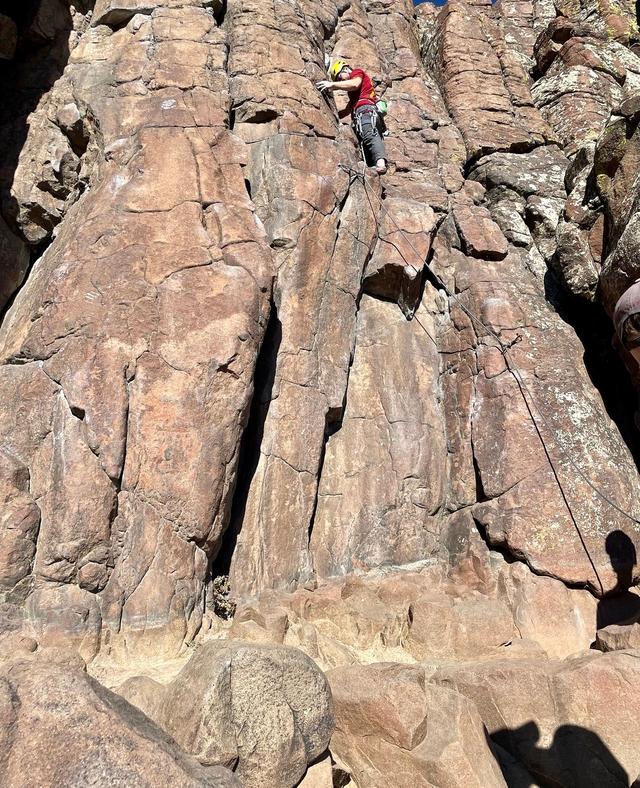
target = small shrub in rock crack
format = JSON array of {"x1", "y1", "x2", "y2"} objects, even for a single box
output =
[{"x1": 211, "y1": 575, "x2": 236, "y2": 620}]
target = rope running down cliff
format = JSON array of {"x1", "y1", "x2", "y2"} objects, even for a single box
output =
[{"x1": 341, "y1": 163, "x2": 640, "y2": 592}]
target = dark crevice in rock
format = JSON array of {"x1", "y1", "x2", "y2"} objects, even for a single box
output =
[
  {"x1": 412, "y1": 224, "x2": 443, "y2": 309},
  {"x1": 241, "y1": 106, "x2": 280, "y2": 124},
  {"x1": 473, "y1": 510, "x2": 597, "y2": 593},
  {"x1": 97, "y1": 11, "x2": 149, "y2": 32},
  {"x1": 462, "y1": 141, "x2": 545, "y2": 179},
  {"x1": 307, "y1": 411, "x2": 333, "y2": 547},
  {"x1": 332, "y1": 764, "x2": 354, "y2": 788},
  {"x1": 543, "y1": 268, "x2": 640, "y2": 469},
  {"x1": 0, "y1": 0, "x2": 95, "y2": 318},
  {"x1": 471, "y1": 451, "x2": 489, "y2": 504},
  {"x1": 210, "y1": 299, "x2": 282, "y2": 577},
  {"x1": 307, "y1": 333, "x2": 358, "y2": 547},
  {"x1": 0, "y1": 238, "x2": 49, "y2": 328},
  {"x1": 472, "y1": 514, "x2": 518, "y2": 566},
  {"x1": 364, "y1": 205, "x2": 445, "y2": 319},
  {"x1": 69, "y1": 404, "x2": 86, "y2": 421},
  {"x1": 213, "y1": 0, "x2": 227, "y2": 27},
  {"x1": 362, "y1": 228, "x2": 427, "y2": 317},
  {"x1": 105, "y1": 403, "x2": 128, "y2": 584},
  {"x1": 363, "y1": 265, "x2": 423, "y2": 317},
  {"x1": 0, "y1": 0, "x2": 73, "y2": 233}
]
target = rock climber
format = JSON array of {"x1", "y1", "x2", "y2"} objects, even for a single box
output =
[{"x1": 316, "y1": 60, "x2": 388, "y2": 175}]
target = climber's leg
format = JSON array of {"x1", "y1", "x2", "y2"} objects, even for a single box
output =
[{"x1": 355, "y1": 108, "x2": 387, "y2": 173}]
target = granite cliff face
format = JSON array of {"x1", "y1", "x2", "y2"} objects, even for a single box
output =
[{"x1": 2, "y1": 0, "x2": 640, "y2": 785}]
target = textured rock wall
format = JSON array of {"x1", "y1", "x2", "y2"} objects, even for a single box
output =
[
  {"x1": 5, "y1": 0, "x2": 640, "y2": 786},
  {"x1": 0, "y1": 0, "x2": 274, "y2": 658},
  {"x1": 1, "y1": 0, "x2": 640, "y2": 667}
]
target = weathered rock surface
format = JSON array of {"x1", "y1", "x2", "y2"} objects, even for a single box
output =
[
  {"x1": 310, "y1": 292, "x2": 447, "y2": 579},
  {"x1": 434, "y1": 650, "x2": 640, "y2": 786},
  {"x1": 226, "y1": 0, "x2": 459, "y2": 598},
  {"x1": 120, "y1": 641, "x2": 334, "y2": 788},
  {"x1": 1, "y1": 0, "x2": 637, "y2": 658},
  {"x1": 3, "y1": 0, "x2": 640, "y2": 783},
  {"x1": 0, "y1": 658, "x2": 239, "y2": 787},
  {"x1": 0, "y1": 0, "x2": 273, "y2": 657},
  {"x1": 595, "y1": 618, "x2": 640, "y2": 651},
  {"x1": 329, "y1": 662, "x2": 507, "y2": 787},
  {"x1": 225, "y1": 506, "x2": 603, "y2": 671},
  {"x1": 596, "y1": 98, "x2": 640, "y2": 310},
  {"x1": 429, "y1": 0, "x2": 553, "y2": 160},
  {"x1": 297, "y1": 757, "x2": 334, "y2": 788}
]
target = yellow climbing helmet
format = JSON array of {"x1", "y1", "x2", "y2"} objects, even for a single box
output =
[{"x1": 329, "y1": 60, "x2": 348, "y2": 81}]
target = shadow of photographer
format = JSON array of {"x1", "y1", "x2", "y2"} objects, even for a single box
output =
[{"x1": 493, "y1": 720, "x2": 629, "y2": 787}]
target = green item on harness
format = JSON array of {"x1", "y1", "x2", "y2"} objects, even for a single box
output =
[{"x1": 376, "y1": 99, "x2": 388, "y2": 116}]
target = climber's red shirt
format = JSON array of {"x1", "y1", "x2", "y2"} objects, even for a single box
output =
[{"x1": 346, "y1": 68, "x2": 377, "y2": 113}]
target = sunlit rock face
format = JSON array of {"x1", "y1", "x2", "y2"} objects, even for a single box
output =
[{"x1": 3, "y1": 0, "x2": 640, "y2": 784}]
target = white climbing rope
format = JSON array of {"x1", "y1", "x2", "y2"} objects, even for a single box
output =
[{"x1": 340, "y1": 163, "x2": 640, "y2": 594}]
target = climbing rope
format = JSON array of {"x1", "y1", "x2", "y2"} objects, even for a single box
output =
[{"x1": 339, "y1": 163, "x2": 640, "y2": 593}]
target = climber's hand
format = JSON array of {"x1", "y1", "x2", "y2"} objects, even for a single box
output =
[{"x1": 316, "y1": 80, "x2": 332, "y2": 92}]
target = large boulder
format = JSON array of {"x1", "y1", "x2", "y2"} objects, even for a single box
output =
[
  {"x1": 0, "y1": 659, "x2": 239, "y2": 788},
  {"x1": 328, "y1": 663, "x2": 507, "y2": 788},
  {"x1": 120, "y1": 641, "x2": 334, "y2": 788},
  {"x1": 434, "y1": 651, "x2": 640, "y2": 786}
]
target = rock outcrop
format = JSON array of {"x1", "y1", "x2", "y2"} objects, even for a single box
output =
[
  {"x1": 434, "y1": 650, "x2": 640, "y2": 786},
  {"x1": 119, "y1": 641, "x2": 334, "y2": 788},
  {"x1": 3, "y1": 0, "x2": 640, "y2": 784},
  {"x1": 2, "y1": 0, "x2": 638, "y2": 654},
  {"x1": 329, "y1": 662, "x2": 507, "y2": 787},
  {"x1": 0, "y1": 658, "x2": 239, "y2": 787}
]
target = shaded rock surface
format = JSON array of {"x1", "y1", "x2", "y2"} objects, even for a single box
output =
[{"x1": 434, "y1": 650, "x2": 640, "y2": 786}]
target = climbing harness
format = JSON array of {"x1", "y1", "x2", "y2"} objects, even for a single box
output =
[
  {"x1": 351, "y1": 107, "x2": 387, "y2": 173},
  {"x1": 353, "y1": 105, "x2": 378, "y2": 131},
  {"x1": 338, "y1": 163, "x2": 640, "y2": 594}
]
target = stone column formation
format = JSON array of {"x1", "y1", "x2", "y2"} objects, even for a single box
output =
[{"x1": 1, "y1": 0, "x2": 640, "y2": 661}]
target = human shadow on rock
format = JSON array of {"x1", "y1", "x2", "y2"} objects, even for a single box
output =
[
  {"x1": 492, "y1": 720, "x2": 629, "y2": 787},
  {"x1": 596, "y1": 530, "x2": 640, "y2": 631}
]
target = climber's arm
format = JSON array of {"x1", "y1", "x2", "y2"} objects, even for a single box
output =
[
  {"x1": 316, "y1": 76, "x2": 363, "y2": 93},
  {"x1": 331, "y1": 76, "x2": 362, "y2": 92}
]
